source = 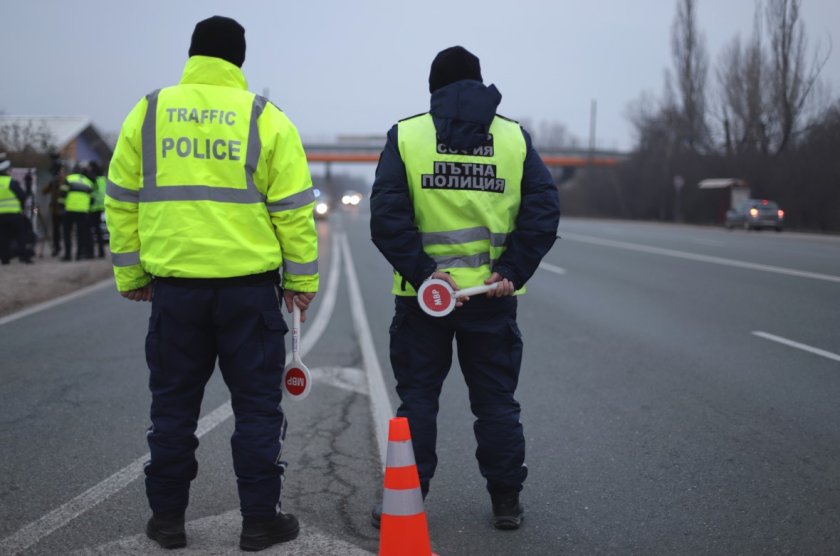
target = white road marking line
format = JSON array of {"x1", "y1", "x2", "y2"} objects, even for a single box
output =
[
  {"x1": 752, "y1": 331, "x2": 840, "y2": 363},
  {"x1": 299, "y1": 233, "x2": 342, "y2": 358},
  {"x1": 0, "y1": 277, "x2": 114, "y2": 326},
  {"x1": 339, "y1": 233, "x2": 393, "y2": 467},
  {"x1": 562, "y1": 232, "x2": 840, "y2": 284},
  {"x1": 0, "y1": 235, "x2": 344, "y2": 555},
  {"x1": 539, "y1": 262, "x2": 567, "y2": 275},
  {"x1": 0, "y1": 402, "x2": 233, "y2": 556},
  {"x1": 311, "y1": 366, "x2": 369, "y2": 396}
]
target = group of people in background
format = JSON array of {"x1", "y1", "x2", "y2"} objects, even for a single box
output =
[
  {"x1": 41, "y1": 159, "x2": 108, "y2": 262},
  {"x1": 0, "y1": 152, "x2": 108, "y2": 265}
]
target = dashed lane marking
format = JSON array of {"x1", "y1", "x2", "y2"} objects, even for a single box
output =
[
  {"x1": 752, "y1": 331, "x2": 840, "y2": 363},
  {"x1": 539, "y1": 261, "x2": 567, "y2": 275},
  {"x1": 562, "y1": 232, "x2": 840, "y2": 284}
]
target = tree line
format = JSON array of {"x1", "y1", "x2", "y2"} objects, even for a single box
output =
[{"x1": 561, "y1": 0, "x2": 839, "y2": 232}]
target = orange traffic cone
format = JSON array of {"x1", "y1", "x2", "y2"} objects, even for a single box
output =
[{"x1": 378, "y1": 417, "x2": 434, "y2": 556}]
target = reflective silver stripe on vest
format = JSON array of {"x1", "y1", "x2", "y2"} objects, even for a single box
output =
[
  {"x1": 141, "y1": 89, "x2": 161, "y2": 189},
  {"x1": 139, "y1": 91, "x2": 266, "y2": 204},
  {"x1": 0, "y1": 199, "x2": 20, "y2": 212},
  {"x1": 431, "y1": 252, "x2": 491, "y2": 269},
  {"x1": 422, "y1": 227, "x2": 508, "y2": 248},
  {"x1": 284, "y1": 258, "x2": 318, "y2": 275},
  {"x1": 266, "y1": 187, "x2": 315, "y2": 213},
  {"x1": 382, "y1": 487, "x2": 425, "y2": 517},
  {"x1": 112, "y1": 251, "x2": 141, "y2": 267},
  {"x1": 107, "y1": 180, "x2": 140, "y2": 203},
  {"x1": 245, "y1": 95, "x2": 267, "y2": 193},
  {"x1": 139, "y1": 185, "x2": 260, "y2": 203},
  {"x1": 385, "y1": 440, "x2": 416, "y2": 468},
  {"x1": 68, "y1": 183, "x2": 92, "y2": 193}
]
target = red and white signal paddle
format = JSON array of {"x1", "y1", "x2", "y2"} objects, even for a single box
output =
[
  {"x1": 416, "y1": 278, "x2": 499, "y2": 317},
  {"x1": 282, "y1": 303, "x2": 312, "y2": 400}
]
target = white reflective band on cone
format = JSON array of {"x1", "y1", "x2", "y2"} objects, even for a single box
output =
[
  {"x1": 385, "y1": 440, "x2": 416, "y2": 468},
  {"x1": 382, "y1": 487, "x2": 425, "y2": 517}
]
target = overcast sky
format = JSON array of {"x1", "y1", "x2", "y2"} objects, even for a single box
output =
[{"x1": 3, "y1": 0, "x2": 839, "y2": 152}]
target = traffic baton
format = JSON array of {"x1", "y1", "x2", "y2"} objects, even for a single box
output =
[
  {"x1": 282, "y1": 303, "x2": 312, "y2": 400},
  {"x1": 416, "y1": 278, "x2": 499, "y2": 317}
]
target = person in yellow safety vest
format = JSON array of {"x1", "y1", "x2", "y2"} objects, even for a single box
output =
[
  {"x1": 0, "y1": 153, "x2": 33, "y2": 264},
  {"x1": 86, "y1": 161, "x2": 107, "y2": 258},
  {"x1": 59, "y1": 169, "x2": 94, "y2": 261},
  {"x1": 370, "y1": 46, "x2": 560, "y2": 531},
  {"x1": 105, "y1": 16, "x2": 317, "y2": 552}
]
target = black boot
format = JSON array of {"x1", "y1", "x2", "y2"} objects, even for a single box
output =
[
  {"x1": 146, "y1": 514, "x2": 186, "y2": 549},
  {"x1": 490, "y1": 488, "x2": 523, "y2": 530},
  {"x1": 240, "y1": 513, "x2": 299, "y2": 551}
]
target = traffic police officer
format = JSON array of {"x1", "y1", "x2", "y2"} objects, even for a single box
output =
[
  {"x1": 0, "y1": 153, "x2": 33, "y2": 264},
  {"x1": 370, "y1": 46, "x2": 560, "y2": 530},
  {"x1": 60, "y1": 168, "x2": 94, "y2": 261},
  {"x1": 106, "y1": 16, "x2": 318, "y2": 551}
]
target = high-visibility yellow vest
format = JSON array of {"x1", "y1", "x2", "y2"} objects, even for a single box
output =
[
  {"x1": 90, "y1": 176, "x2": 106, "y2": 211},
  {"x1": 61, "y1": 173, "x2": 94, "y2": 213},
  {"x1": 105, "y1": 55, "x2": 318, "y2": 292},
  {"x1": 393, "y1": 113, "x2": 525, "y2": 295},
  {"x1": 0, "y1": 176, "x2": 22, "y2": 215}
]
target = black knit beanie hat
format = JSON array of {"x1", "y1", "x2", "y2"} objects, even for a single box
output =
[
  {"x1": 188, "y1": 16, "x2": 246, "y2": 67},
  {"x1": 429, "y1": 46, "x2": 483, "y2": 93}
]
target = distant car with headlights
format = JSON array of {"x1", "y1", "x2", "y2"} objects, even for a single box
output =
[
  {"x1": 725, "y1": 199, "x2": 785, "y2": 231},
  {"x1": 312, "y1": 188, "x2": 330, "y2": 220},
  {"x1": 340, "y1": 190, "x2": 362, "y2": 206}
]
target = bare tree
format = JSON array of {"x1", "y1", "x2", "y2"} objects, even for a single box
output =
[
  {"x1": 764, "y1": 0, "x2": 829, "y2": 154},
  {"x1": 671, "y1": 0, "x2": 710, "y2": 152},
  {"x1": 0, "y1": 119, "x2": 56, "y2": 154},
  {"x1": 717, "y1": 22, "x2": 768, "y2": 155}
]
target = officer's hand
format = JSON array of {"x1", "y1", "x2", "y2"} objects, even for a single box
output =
[
  {"x1": 284, "y1": 290, "x2": 316, "y2": 322},
  {"x1": 430, "y1": 271, "x2": 464, "y2": 307},
  {"x1": 484, "y1": 272, "x2": 515, "y2": 297},
  {"x1": 120, "y1": 283, "x2": 154, "y2": 302}
]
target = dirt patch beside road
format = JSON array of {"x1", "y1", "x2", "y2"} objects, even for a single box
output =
[{"x1": 0, "y1": 257, "x2": 114, "y2": 317}]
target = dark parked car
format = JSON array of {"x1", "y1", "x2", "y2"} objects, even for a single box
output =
[{"x1": 725, "y1": 199, "x2": 785, "y2": 231}]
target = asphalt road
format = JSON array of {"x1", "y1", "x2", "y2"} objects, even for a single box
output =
[{"x1": 1, "y1": 209, "x2": 839, "y2": 555}]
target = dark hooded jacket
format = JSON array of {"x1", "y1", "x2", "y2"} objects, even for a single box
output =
[{"x1": 370, "y1": 80, "x2": 560, "y2": 291}]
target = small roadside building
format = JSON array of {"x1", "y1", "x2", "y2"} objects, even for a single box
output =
[
  {"x1": 0, "y1": 115, "x2": 113, "y2": 167},
  {"x1": 698, "y1": 178, "x2": 751, "y2": 222}
]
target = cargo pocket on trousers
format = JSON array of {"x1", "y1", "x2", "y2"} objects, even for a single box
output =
[
  {"x1": 389, "y1": 310, "x2": 406, "y2": 335},
  {"x1": 508, "y1": 320, "x2": 524, "y2": 370},
  {"x1": 261, "y1": 310, "x2": 289, "y2": 372},
  {"x1": 145, "y1": 311, "x2": 161, "y2": 372}
]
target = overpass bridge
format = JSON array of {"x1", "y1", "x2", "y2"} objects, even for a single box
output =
[{"x1": 303, "y1": 141, "x2": 629, "y2": 167}]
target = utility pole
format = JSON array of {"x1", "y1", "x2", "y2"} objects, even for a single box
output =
[{"x1": 588, "y1": 99, "x2": 597, "y2": 161}]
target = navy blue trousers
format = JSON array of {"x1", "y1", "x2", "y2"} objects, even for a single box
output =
[
  {"x1": 144, "y1": 279, "x2": 288, "y2": 519},
  {"x1": 389, "y1": 295, "x2": 528, "y2": 496}
]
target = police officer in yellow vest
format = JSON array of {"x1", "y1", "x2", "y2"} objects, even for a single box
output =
[
  {"x1": 370, "y1": 46, "x2": 560, "y2": 530},
  {"x1": 60, "y1": 168, "x2": 94, "y2": 261},
  {"x1": 0, "y1": 153, "x2": 33, "y2": 264},
  {"x1": 106, "y1": 16, "x2": 317, "y2": 551}
]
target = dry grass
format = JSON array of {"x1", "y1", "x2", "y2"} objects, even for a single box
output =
[{"x1": 0, "y1": 255, "x2": 114, "y2": 317}]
